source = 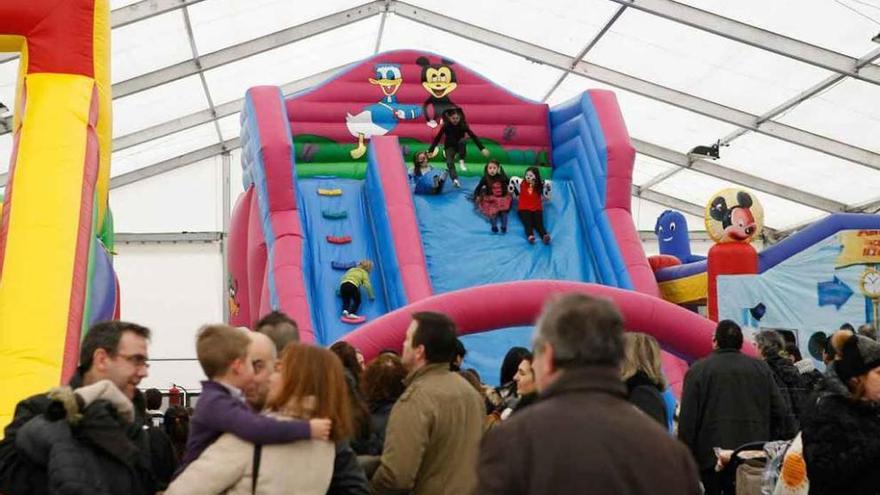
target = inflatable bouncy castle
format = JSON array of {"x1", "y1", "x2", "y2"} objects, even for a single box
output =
[
  {"x1": 0, "y1": 0, "x2": 119, "y2": 430},
  {"x1": 226, "y1": 50, "x2": 731, "y2": 393}
]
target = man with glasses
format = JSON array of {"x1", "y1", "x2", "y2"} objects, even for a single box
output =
[{"x1": 0, "y1": 321, "x2": 160, "y2": 494}]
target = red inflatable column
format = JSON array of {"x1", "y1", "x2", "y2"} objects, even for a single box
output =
[{"x1": 707, "y1": 242, "x2": 758, "y2": 321}]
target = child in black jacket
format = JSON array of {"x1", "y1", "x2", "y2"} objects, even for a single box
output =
[{"x1": 428, "y1": 107, "x2": 489, "y2": 187}]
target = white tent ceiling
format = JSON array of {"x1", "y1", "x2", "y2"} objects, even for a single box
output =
[{"x1": 1, "y1": 0, "x2": 880, "y2": 238}]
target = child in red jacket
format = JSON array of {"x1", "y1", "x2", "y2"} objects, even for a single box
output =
[
  {"x1": 517, "y1": 166, "x2": 550, "y2": 245},
  {"x1": 474, "y1": 159, "x2": 512, "y2": 234}
]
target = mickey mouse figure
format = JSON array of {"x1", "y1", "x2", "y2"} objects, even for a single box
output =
[{"x1": 709, "y1": 191, "x2": 757, "y2": 242}]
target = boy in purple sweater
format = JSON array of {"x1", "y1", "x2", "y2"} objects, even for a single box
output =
[{"x1": 178, "y1": 325, "x2": 331, "y2": 471}]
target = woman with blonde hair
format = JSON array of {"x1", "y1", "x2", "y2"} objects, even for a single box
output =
[
  {"x1": 167, "y1": 343, "x2": 353, "y2": 494},
  {"x1": 621, "y1": 332, "x2": 668, "y2": 426}
]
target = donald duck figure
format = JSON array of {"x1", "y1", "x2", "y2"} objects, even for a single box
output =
[{"x1": 346, "y1": 63, "x2": 422, "y2": 159}]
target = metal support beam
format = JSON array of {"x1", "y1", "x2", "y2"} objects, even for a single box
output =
[
  {"x1": 220, "y1": 151, "x2": 232, "y2": 323},
  {"x1": 116, "y1": 231, "x2": 223, "y2": 244},
  {"x1": 606, "y1": 0, "x2": 880, "y2": 86},
  {"x1": 180, "y1": 3, "x2": 225, "y2": 147},
  {"x1": 110, "y1": 138, "x2": 239, "y2": 189},
  {"x1": 113, "y1": 1, "x2": 383, "y2": 99},
  {"x1": 113, "y1": 66, "x2": 344, "y2": 151},
  {"x1": 0, "y1": 0, "x2": 207, "y2": 64},
  {"x1": 631, "y1": 138, "x2": 846, "y2": 212},
  {"x1": 720, "y1": 46, "x2": 880, "y2": 146},
  {"x1": 374, "y1": 0, "x2": 392, "y2": 54},
  {"x1": 541, "y1": 4, "x2": 627, "y2": 102},
  {"x1": 390, "y1": 1, "x2": 880, "y2": 170}
]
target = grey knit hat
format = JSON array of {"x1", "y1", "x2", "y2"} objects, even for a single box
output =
[{"x1": 836, "y1": 333, "x2": 880, "y2": 382}]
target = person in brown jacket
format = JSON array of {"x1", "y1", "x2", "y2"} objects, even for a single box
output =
[
  {"x1": 371, "y1": 312, "x2": 485, "y2": 495},
  {"x1": 476, "y1": 294, "x2": 701, "y2": 495}
]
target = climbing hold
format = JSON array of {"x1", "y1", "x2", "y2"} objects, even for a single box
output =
[
  {"x1": 318, "y1": 188, "x2": 342, "y2": 196},
  {"x1": 323, "y1": 210, "x2": 348, "y2": 220},
  {"x1": 326, "y1": 235, "x2": 352, "y2": 244},
  {"x1": 331, "y1": 260, "x2": 357, "y2": 270}
]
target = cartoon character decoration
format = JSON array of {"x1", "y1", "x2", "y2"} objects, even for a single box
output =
[
  {"x1": 654, "y1": 210, "x2": 706, "y2": 264},
  {"x1": 346, "y1": 63, "x2": 422, "y2": 159},
  {"x1": 705, "y1": 189, "x2": 764, "y2": 244},
  {"x1": 228, "y1": 278, "x2": 240, "y2": 317},
  {"x1": 416, "y1": 56, "x2": 459, "y2": 128}
]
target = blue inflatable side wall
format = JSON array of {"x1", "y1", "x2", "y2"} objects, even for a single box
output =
[
  {"x1": 365, "y1": 144, "x2": 408, "y2": 311},
  {"x1": 549, "y1": 93, "x2": 632, "y2": 289}
]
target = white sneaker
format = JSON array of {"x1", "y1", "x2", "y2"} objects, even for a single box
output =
[
  {"x1": 348, "y1": 313, "x2": 359, "y2": 319},
  {"x1": 459, "y1": 161, "x2": 467, "y2": 172},
  {"x1": 453, "y1": 179, "x2": 461, "y2": 188},
  {"x1": 342, "y1": 310, "x2": 349, "y2": 317}
]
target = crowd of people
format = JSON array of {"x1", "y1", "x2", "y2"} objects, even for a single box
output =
[{"x1": 1, "y1": 296, "x2": 879, "y2": 494}]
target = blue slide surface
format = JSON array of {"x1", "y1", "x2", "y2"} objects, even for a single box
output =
[{"x1": 297, "y1": 178, "x2": 389, "y2": 344}]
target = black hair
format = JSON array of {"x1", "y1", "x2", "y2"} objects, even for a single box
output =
[
  {"x1": 481, "y1": 159, "x2": 509, "y2": 192},
  {"x1": 144, "y1": 388, "x2": 163, "y2": 410},
  {"x1": 785, "y1": 341, "x2": 802, "y2": 362},
  {"x1": 79, "y1": 321, "x2": 151, "y2": 373},
  {"x1": 840, "y1": 323, "x2": 855, "y2": 332},
  {"x1": 499, "y1": 346, "x2": 531, "y2": 387},
  {"x1": 412, "y1": 312, "x2": 458, "y2": 365},
  {"x1": 714, "y1": 320, "x2": 744, "y2": 350},
  {"x1": 450, "y1": 338, "x2": 467, "y2": 371},
  {"x1": 412, "y1": 150, "x2": 430, "y2": 177},
  {"x1": 524, "y1": 166, "x2": 544, "y2": 192},
  {"x1": 254, "y1": 311, "x2": 300, "y2": 354}
]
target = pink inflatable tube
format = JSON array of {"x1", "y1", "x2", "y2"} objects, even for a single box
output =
[{"x1": 343, "y1": 280, "x2": 755, "y2": 394}]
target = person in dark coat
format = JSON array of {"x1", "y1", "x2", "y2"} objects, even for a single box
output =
[
  {"x1": 621, "y1": 333, "x2": 668, "y2": 427},
  {"x1": 756, "y1": 330, "x2": 808, "y2": 424},
  {"x1": 678, "y1": 320, "x2": 794, "y2": 495},
  {"x1": 360, "y1": 353, "x2": 408, "y2": 456},
  {"x1": 477, "y1": 294, "x2": 700, "y2": 495},
  {"x1": 801, "y1": 330, "x2": 880, "y2": 495},
  {"x1": 0, "y1": 321, "x2": 158, "y2": 494}
]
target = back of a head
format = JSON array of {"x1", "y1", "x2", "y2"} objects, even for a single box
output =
[
  {"x1": 362, "y1": 353, "x2": 408, "y2": 405},
  {"x1": 840, "y1": 322, "x2": 855, "y2": 332},
  {"x1": 267, "y1": 343, "x2": 353, "y2": 441},
  {"x1": 830, "y1": 330, "x2": 880, "y2": 392},
  {"x1": 254, "y1": 311, "x2": 300, "y2": 355},
  {"x1": 714, "y1": 320, "x2": 744, "y2": 351},
  {"x1": 144, "y1": 388, "x2": 163, "y2": 410},
  {"x1": 79, "y1": 320, "x2": 151, "y2": 372},
  {"x1": 754, "y1": 330, "x2": 784, "y2": 359},
  {"x1": 500, "y1": 346, "x2": 531, "y2": 386},
  {"x1": 330, "y1": 341, "x2": 362, "y2": 377},
  {"x1": 164, "y1": 405, "x2": 191, "y2": 442},
  {"x1": 858, "y1": 324, "x2": 877, "y2": 341},
  {"x1": 412, "y1": 311, "x2": 458, "y2": 365},
  {"x1": 785, "y1": 341, "x2": 803, "y2": 362},
  {"x1": 621, "y1": 332, "x2": 667, "y2": 390},
  {"x1": 533, "y1": 294, "x2": 624, "y2": 368},
  {"x1": 196, "y1": 324, "x2": 251, "y2": 379}
]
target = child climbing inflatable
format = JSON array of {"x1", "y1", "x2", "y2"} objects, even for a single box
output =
[
  {"x1": 339, "y1": 260, "x2": 375, "y2": 323},
  {"x1": 473, "y1": 159, "x2": 512, "y2": 234},
  {"x1": 428, "y1": 107, "x2": 490, "y2": 188},
  {"x1": 410, "y1": 150, "x2": 447, "y2": 195}
]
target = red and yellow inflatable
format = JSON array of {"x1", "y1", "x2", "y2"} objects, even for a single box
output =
[{"x1": 0, "y1": 0, "x2": 111, "y2": 431}]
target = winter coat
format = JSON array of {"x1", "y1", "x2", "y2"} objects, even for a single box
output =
[
  {"x1": 0, "y1": 372, "x2": 157, "y2": 495},
  {"x1": 167, "y1": 412, "x2": 335, "y2": 495},
  {"x1": 678, "y1": 349, "x2": 795, "y2": 470},
  {"x1": 801, "y1": 363, "x2": 880, "y2": 495},
  {"x1": 626, "y1": 370, "x2": 668, "y2": 427},
  {"x1": 328, "y1": 441, "x2": 371, "y2": 495},
  {"x1": 14, "y1": 390, "x2": 154, "y2": 495},
  {"x1": 361, "y1": 399, "x2": 395, "y2": 456},
  {"x1": 476, "y1": 366, "x2": 700, "y2": 495},
  {"x1": 766, "y1": 354, "x2": 809, "y2": 424},
  {"x1": 371, "y1": 363, "x2": 484, "y2": 495}
]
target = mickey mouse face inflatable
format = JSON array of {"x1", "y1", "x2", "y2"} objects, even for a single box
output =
[{"x1": 705, "y1": 188, "x2": 764, "y2": 243}]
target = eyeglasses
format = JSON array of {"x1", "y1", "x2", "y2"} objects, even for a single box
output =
[{"x1": 116, "y1": 353, "x2": 150, "y2": 368}]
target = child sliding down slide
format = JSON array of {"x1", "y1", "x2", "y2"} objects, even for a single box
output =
[
  {"x1": 473, "y1": 159, "x2": 512, "y2": 234},
  {"x1": 516, "y1": 166, "x2": 551, "y2": 245},
  {"x1": 427, "y1": 107, "x2": 490, "y2": 188},
  {"x1": 339, "y1": 260, "x2": 375, "y2": 323},
  {"x1": 410, "y1": 150, "x2": 447, "y2": 195}
]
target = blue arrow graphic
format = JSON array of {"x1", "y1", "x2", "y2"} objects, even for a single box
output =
[{"x1": 818, "y1": 276, "x2": 853, "y2": 310}]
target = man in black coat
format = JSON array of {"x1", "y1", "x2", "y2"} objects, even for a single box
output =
[
  {"x1": 678, "y1": 320, "x2": 794, "y2": 495},
  {"x1": 476, "y1": 294, "x2": 700, "y2": 495},
  {"x1": 0, "y1": 321, "x2": 159, "y2": 494}
]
